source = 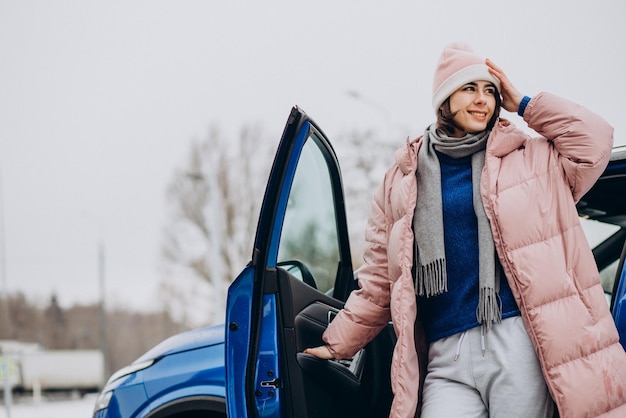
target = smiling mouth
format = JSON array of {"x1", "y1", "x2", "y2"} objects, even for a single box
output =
[{"x1": 468, "y1": 111, "x2": 487, "y2": 118}]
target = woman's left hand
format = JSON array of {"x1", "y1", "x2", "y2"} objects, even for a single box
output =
[
  {"x1": 303, "y1": 345, "x2": 335, "y2": 359},
  {"x1": 486, "y1": 59, "x2": 524, "y2": 114}
]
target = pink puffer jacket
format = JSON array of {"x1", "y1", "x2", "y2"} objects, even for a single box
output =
[{"x1": 323, "y1": 93, "x2": 626, "y2": 418}]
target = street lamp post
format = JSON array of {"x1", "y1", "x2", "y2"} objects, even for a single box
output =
[{"x1": 82, "y1": 213, "x2": 109, "y2": 385}]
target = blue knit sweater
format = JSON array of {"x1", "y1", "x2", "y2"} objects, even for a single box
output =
[{"x1": 417, "y1": 152, "x2": 520, "y2": 343}]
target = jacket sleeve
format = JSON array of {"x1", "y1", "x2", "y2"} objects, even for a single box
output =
[
  {"x1": 523, "y1": 92, "x2": 614, "y2": 202},
  {"x1": 322, "y1": 170, "x2": 394, "y2": 359}
]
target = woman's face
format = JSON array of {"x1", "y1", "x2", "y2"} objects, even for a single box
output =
[{"x1": 447, "y1": 80, "x2": 497, "y2": 137}]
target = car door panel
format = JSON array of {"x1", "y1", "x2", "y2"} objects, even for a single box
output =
[{"x1": 275, "y1": 266, "x2": 395, "y2": 418}]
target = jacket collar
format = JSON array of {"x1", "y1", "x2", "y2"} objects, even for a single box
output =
[
  {"x1": 395, "y1": 119, "x2": 529, "y2": 174},
  {"x1": 396, "y1": 136, "x2": 422, "y2": 175}
]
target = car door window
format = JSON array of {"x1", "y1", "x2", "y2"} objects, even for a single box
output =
[{"x1": 277, "y1": 132, "x2": 340, "y2": 294}]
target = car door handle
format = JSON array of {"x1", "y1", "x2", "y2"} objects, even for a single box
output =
[{"x1": 327, "y1": 310, "x2": 338, "y2": 324}]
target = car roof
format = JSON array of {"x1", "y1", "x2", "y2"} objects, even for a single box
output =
[{"x1": 577, "y1": 145, "x2": 626, "y2": 227}]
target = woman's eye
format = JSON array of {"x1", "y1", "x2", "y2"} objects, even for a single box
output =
[{"x1": 485, "y1": 88, "x2": 496, "y2": 95}]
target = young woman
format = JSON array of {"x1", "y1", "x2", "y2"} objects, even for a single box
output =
[{"x1": 305, "y1": 44, "x2": 626, "y2": 417}]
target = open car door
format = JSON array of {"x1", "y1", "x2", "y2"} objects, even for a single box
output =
[{"x1": 225, "y1": 107, "x2": 395, "y2": 418}]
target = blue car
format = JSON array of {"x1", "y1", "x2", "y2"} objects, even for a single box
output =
[{"x1": 94, "y1": 108, "x2": 626, "y2": 417}]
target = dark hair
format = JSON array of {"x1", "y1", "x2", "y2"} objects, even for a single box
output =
[{"x1": 436, "y1": 89, "x2": 502, "y2": 136}]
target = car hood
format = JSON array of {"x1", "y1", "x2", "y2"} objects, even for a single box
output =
[{"x1": 134, "y1": 323, "x2": 225, "y2": 364}]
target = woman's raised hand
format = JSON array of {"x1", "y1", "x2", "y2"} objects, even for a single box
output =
[{"x1": 486, "y1": 59, "x2": 524, "y2": 114}]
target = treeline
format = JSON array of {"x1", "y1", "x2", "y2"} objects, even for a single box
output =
[{"x1": 0, "y1": 292, "x2": 187, "y2": 379}]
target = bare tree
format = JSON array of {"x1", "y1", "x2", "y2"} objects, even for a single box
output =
[
  {"x1": 160, "y1": 126, "x2": 274, "y2": 326},
  {"x1": 333, "y1": 129, "x2": 398, "y2": 266},
  {"x1": 0, "y1": 296, "x2": 14, "y2": 338},
  {"x1": 1, "y1": 292, "x2": 39, "y2": 342},
  {"x1": 43, "y1": 294, "x2": 68, "y2": 349}
]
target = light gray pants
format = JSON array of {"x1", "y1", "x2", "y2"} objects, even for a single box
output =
[{"x1": 421, "y1": 316, "x2": 555, "y2": 418}]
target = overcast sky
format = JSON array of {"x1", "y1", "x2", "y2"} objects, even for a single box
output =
[{"x1": 1, "y1": 1, "x2": 625, "y2": 314}]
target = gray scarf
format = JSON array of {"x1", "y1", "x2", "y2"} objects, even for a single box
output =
[{"x1": 414, "y1": 124, "x2": 502, "y2": 331}]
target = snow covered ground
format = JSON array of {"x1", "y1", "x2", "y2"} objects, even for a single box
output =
[{"x1": 0, "y1": 394, "x2": 96, "y2": 418}]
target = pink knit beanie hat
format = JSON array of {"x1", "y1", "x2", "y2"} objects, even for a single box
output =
[{"x1": 432, "y1": 43, "x2": 500, "y2": 113}]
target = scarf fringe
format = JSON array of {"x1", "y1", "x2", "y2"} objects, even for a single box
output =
[
  {"x1": 416, "y1": 259, "x2": 447, "y2": 297},
  {"x1": 477, "y1": 287, "x2": 503, "y2": 331}
]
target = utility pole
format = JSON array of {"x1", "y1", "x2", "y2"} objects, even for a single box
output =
[
  {"x1": 0, "y1": 166, "x2": 12, "y2": 417},
  {"x1": 98, "y1": 237, "x2": 109, "y2": 383}
]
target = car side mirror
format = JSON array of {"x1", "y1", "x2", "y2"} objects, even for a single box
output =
[{"x1": 277, "y1": 260, "x2": 317, "y2": 289}]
